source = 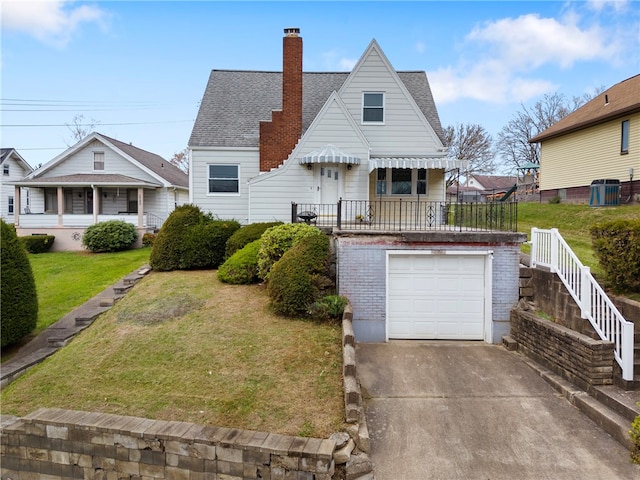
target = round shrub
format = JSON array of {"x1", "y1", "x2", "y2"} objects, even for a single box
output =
[
  {"x1": 1, "y1": 220, "x2": 38, "y2": 347},
  {"x1": 267, "y1": 233, "x2": 332, "y2": 317},
  {"x1": 150, "y1": 204, "x2": 240, "y2": 271},
  {"x1": 179, "y1": 219, "x2": 240, "y2": 269},
  {"x1": 142, "y1": 232, "x2": 156, "y2": 247},
  {"x1": 591, "y1": 219, "x2": 640, "y2": 293},
  {"x1": 82, "y1": 220, "x2": 138, "y2": 253},
  {"x1": 218, "y1": 239, "x2": 262, "y2": 284},
  {"x1": 308, "y1": 295, "x2": 349, "y2": 321},
  {"x1": 225, "y1": 221, "x2": 283, "y2": 259},
  {"x1": 19, "y1": 235, "x2": 55, "y2": 253},
  {"x1": 257, "y1": 223, "x2": 324, "y2": 281}
]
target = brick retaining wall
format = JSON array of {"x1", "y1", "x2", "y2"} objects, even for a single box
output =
[{"x1": 510, "y1": 308, "x2": 614, "y2": 390}]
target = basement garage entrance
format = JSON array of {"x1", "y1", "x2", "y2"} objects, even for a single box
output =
[{"x1": 386, "y1": 251, "x2": 492, "y2": 341}]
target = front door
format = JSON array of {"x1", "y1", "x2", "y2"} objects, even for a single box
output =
[{"x1": 319, "y1": 165, "x2": 342, "y2": 204}]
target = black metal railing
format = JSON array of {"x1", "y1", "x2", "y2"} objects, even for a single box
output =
[{"x1": 292, "y1": 199, "x2": 518, "y2": 232}]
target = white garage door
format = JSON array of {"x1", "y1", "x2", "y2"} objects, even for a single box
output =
[{"x1": 387, "y1": 253, "x2": 486, "y2": 340}]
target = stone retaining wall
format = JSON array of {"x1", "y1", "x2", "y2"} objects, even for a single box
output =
[{"x1": 509, "y1": 308, "x2": 615, "y2": 390}]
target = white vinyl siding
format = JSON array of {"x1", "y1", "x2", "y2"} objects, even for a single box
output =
[
  {"x1": 539, "y1": 112, "x2": 640, "y2": 191},
  {"x1": 340, "y1": 48, "x2": 442, "y2": 156},
  {"x1": 0, "y1": 155, "x2": 32, "y2": 221},
  {"x1": 190, "y1": 148, "x2": 258, "y2": 222},
  {"x1": 43, "y1": 140, "x2": 159, "y2": 185}
]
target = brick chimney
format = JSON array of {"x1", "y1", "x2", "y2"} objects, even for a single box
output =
[{"x1": 259, "y1": 28, "x2": 303, "y2": 172}]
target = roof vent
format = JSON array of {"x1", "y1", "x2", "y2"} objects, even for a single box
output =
[
  {"x1": 605, "y1": 94, "x2": 609, "y2": 105},
  {"x1": 284, "y1": 27, "x2": 300, "y2": 37}
]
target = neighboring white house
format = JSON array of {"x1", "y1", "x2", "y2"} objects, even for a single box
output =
[
  {"x1": 0, "y1": 148, "x2": 33, "y2": 224},
  {"x1": 12, "y1": 132, "x2": 189, "y2": 251},
  {"x1": 189, "y1": 28, "x2": 464, "y2": 224}
]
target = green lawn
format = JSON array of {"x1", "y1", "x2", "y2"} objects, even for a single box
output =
[
  {"x1": 1, "y1": 271, "x2": 345, "y2": 438},
  {"x1": 516, "y1": 202, "x2": 640, "y2": 300},
  {"x1": 29, "y1": 248, "x2": 151, "y2": 334}
]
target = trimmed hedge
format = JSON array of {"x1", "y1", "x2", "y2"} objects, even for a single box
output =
[
  {"x1": 591, "y1": 219, "x2": 640, "y2": 293},
  {"x1": 218, "y1": 239, "x2": 262, "y2": 284},
  {"x1": 19, "y1": 235, "x2": 55, "y2": 253},
  {"x1": 225, "y1": 221, "x2": 283, "y2": 259},
  {"x1": 150, "y1": 204, "x2": 240, "y2": 271},
  {"x1": 257, "y1": 223, "x2": 324, "y2": 281},
  {"x1": 1, "y1": 220, "x2": 38, "y2": 347},
  {"x1": 82, "y1": 220, "x2": 138, "y2": 252},
  {"x1": 142, "y1": 233, "x2": 156, "y2": 247},
  {"x1": 266, "y1": 233, "x2": 333, "y2": 317}
]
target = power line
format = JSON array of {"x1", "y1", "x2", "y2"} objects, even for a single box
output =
[{"x1": 3, "y1": 120, "x2": 195, "y2": 127}]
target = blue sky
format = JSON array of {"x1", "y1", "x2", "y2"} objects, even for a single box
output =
[{"x1": 2, "y1": 0, "x2": 638, "y2": 169}]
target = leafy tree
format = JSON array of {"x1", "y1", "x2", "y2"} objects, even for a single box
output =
[
  {"x1": 1, "y1": 220, "x2": 38, "y2": 347},
  {"x1": 443, "y1": 123, "x2": 495, "y2": 187}
]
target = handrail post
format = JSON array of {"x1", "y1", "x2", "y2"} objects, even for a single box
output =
[
  {"x1": 530, "y1": 228, "x2": 538, "y2": 267},
  {"x1": 580, "y1": 265, "x2": 591, "y2": 319},
  {"x1": 550, "y1": 228, "x2": 559, "y2": 273},
  {"x1": 291, "y1": 202, "x2": 297, "y2": 223},
  {"x1": 622, "y1": 321, "x2": 635, "y2": 381},
  {"x1": 337, "y1": 199, "x2": 342, "y2": 230}
]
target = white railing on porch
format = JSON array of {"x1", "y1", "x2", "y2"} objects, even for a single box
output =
[
  {"x1": 530, "y1": 227, "x2": 634, "y2": 381},
  {"x1": 19, "y1": 213, "x2": 151, "y2": 229}
]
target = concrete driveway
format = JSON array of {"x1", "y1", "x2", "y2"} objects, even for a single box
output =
[{"x1": 357, "y1": 341, "x2": 640, "y2": 480}]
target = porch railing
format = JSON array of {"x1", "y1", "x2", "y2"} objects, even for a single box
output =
[
  {"x1": 530, "y1": 227, "x2": 634, "y2": 381},
  {"x1": 291, "y1": 199, "x2": 518, "y2": 232}
]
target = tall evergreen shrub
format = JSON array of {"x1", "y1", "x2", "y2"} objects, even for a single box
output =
[
  {"x1": 591, "y1": 219, "x2": 640, "y2": 293},
  {"x1": 1, "y1": 220, "x2": 38, "y2": 347}
]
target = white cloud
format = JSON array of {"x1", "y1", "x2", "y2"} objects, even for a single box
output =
[
  {"x1": 430, "y1": 8, "x2": 628, "y2": 105},
  {"x1": 1, "y1": 0, "x2": 109, "y2": 48},
  {"x1": 587, "y1": 0, "x2": 630, "y2": 13},
  {"x1": 415, "y1": 41, "x2": 425, "y2": 54},
  {"x1": 320, "y1": 49, "x2": 357, "y2": 71}
]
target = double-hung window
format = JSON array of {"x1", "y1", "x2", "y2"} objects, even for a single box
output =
[
  {"x1": 93, "y1": 152, "x2": 105, "y2": 170},
  {"x1": 3, "y1": 164, "x2": 9, "y2": 176},
  {"x1": 621, "y1": 120, "x2": 630, "y2": 154},
  {"x1": 376, "y1": 168, "x2": 428, "y2": 196},
  {"x1": 8, "y1": 196, "x2": 14, "y2": 214},
  {"x1": 363, "y1": 92, "x2": 384, "y2": 123},
  {"x1": 208, "y1": 165, "x2": 239, "y2": 194}
]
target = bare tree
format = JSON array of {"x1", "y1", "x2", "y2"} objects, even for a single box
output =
[
  {"x1": 497, "y1": 88, "x2": 604, "y2": 171},
  {"x1": 169, "y1": 147, "x2": 189, "y2": 173},
  {"x1": 443, "y1": 123, "x2": 495, "y2": 187},
  {"x1": 65, "y1": 114, "x2": 100, "y2": 145}
]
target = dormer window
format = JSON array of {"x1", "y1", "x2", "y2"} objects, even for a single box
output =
[
  {"x1": 363, "y1": 92, "x2": 384, "y2": 123},
  {"x1": 2, "y1": 164, "x2": 9, "y2": 176},
  {"x1": 93, "y1": 152, "x2": 105, "y2": 170}
]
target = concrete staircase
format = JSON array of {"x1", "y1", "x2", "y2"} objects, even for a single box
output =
[{"x1": 0, "y1": 265, "x2": 151, "y2": 389}]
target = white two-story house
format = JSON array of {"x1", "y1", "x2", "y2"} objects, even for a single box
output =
[{"x1": 1, "y1": 148, "x2": 33, "y2": 224}]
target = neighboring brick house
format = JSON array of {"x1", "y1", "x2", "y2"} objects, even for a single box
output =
[{"x1": 529, "y1": 74, "x2": 640, "y2": 204}]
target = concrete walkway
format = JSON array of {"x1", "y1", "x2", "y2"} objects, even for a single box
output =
[{"x1": 357, "y1": 341, "x2": 640, "y2": 480}]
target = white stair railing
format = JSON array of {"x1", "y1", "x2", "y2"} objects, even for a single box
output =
[{"x1": 530, "y1": 228, "x2": 634, "y2": 381}]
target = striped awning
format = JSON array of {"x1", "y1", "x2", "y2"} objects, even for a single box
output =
[
  {"x1": 299, "y1": 144, "x2": 361, "y2": 165},
  {"x1": 368, "y1": 157, "x2": 468, "y2": 172}
]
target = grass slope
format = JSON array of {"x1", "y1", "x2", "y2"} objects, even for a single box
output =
[{"x1": 0, "y1": 270, "x2": 345, "y2": 438}]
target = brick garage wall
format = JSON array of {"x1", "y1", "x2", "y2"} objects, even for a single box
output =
[
  {"x1": 335, "y1": 231, "x2": 526, "y2": 343},
  {"x1": 0, "y1": 408, "x2": 335, "y2": 480},
  {"x1": 510, "y1": 308, "x2": 614, "y2": 389}
]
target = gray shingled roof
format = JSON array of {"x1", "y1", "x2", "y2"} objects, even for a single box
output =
[
  {"x1": 0, "y1": 148, "x2": 12, "y2": 164},
  {"x1": 14, "y1": 173, "x2": 162, "y2": 187},
  {"x1": 189, "y1": 70, "x2": 445, "y2": 148},
  {"x1": 99, "y1": 134, "x2": 189, "y2": 188}
]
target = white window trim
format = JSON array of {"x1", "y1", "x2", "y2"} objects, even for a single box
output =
[
  {"x1": 93, "y1": 151, "x2": 105, "y2": 171},
  {"x1": 8, "y1": 196, "x2": 14, "y2": 214},
  {"x1": 362, "y1": 92, "x2": 385, "y2": 125},
  {"x1": 375, "y1": 168, "x2": 429, "y2": 197},
  {"x1": 207, "y1": 164, "x2": 241, "y2": 196}
]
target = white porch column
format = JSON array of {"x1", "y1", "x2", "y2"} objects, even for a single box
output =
[
  {"x1": 92, "y1": 186, "x2": 98, "y2": 224},
  {"x1": 14, "y1": 185, "x2": 21, "y2": 226},
  {"x1": 57, "y1": 186, "x2": 63, "y2": 226},
  {"x1": 137, "y1": 187, "x2": 144, "y2": 227}
]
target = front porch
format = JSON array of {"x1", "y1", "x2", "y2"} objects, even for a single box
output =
[{"x1": 292, "y1": 199, "x2": 519, "y2": 232}]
